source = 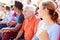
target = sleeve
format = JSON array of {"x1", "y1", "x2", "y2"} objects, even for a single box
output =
[
  {"x1": 50, "y1": 27, "x2": 59, "y2": 40},
  {"x1": 18, "y1": 14, "x2": 24, "y2": 24},
  {"x1": 32, "y1": 36, "x2": 39, "y2": 40},
  {"x1": 20, "y1": 20, "x2": 25, "y2": 31}
]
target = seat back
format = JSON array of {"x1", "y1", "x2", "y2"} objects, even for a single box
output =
[{"x1": 59, "y1": 36, "x2": 60, "y2": 40}]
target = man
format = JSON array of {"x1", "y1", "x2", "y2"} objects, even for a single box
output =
[
  {"x1": 14, "y1": 5, "x2": 40, "y2": 40},
  {"x1": 1, "y1": 1, "x2": 24, "y2": 40}
]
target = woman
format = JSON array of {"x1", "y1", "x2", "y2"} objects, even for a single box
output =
[{"x1": 32, "y1": 0, "x2": 60, "y2": 40}]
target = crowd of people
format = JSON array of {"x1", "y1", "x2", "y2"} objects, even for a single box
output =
[{"x1": 0, "y1": 0, "x2": 60, "y2": 40}]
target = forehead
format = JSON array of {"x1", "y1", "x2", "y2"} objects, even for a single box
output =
[
  {"x1": 39, "y1": 2, "x2": 43, "y2": 9},
  {"x1": 23, "y1": 7, "x2": 29, "y2": 11}
]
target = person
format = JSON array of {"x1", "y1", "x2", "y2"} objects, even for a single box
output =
[
  {"x1": 0, "y1": 6, "x2": 17, "y2": 29},
  {"x1": 0, "y1": 6, "x2": 6, "y2": 21},
  {"x1": 10, "y1": 5, "x2": 14, "y2": 11},
  {"x1": 32, "y1": 0, "x2": 60, "y2": 40},
  {"x1": 13, "y1": 5, "x2": 40, "y2": 40},
  {"x1": 1, "y1": 1, "x2": 24, "y2": 40}
]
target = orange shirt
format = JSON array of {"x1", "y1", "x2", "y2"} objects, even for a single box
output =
[{"x1": 21, "y1": 16, "x2": 40, "y2": 40}]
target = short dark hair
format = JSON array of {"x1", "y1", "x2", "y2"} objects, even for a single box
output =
[
  {"x1": 2, "y1": 6, "x2": 4, "y2": 7},
  {"x1": 6, "y1": 6, "x2": 10, "y2": 11},
  {"x1": 15, "y1": 1, "x2": 23, "y2": 10},
  {"x1": 11, "y1": 5, "x2": 13, "y2": 8}
]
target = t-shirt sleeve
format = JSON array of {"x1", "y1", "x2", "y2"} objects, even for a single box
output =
[
  {"x1": 50, "y1": 27, "x2": 59, "y2": 40},
  {"x1": 18, "y1": 14, "x2": 24, "y2": 24},
  {"x1": 20, "y1": 20, "x2": 25, "y2": 31}
]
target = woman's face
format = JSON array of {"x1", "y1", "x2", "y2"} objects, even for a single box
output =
[
  {"x1": 14, "y1": 6, "x2": 18, "y2": 14},
  {"x1": 38, "y1": 3, "x2": 45, "y2": 18}
]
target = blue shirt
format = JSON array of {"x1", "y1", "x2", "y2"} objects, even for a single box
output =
[
  {"x1": 16, "y1": 13, "x2": 24, "y2": 24},
  {"x1": 16, "y1": 14, "x2": 19, "y2": 23},
  {"x1": 33, "y1": 20, "x2": 60, "y2": 40},
  {"x1": 5, "y1": 11, "x2": 13, "y2": 22}
]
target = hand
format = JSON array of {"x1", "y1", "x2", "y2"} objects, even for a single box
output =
[
  {"x1": 2, "y1": 30, "x2": 10, "y2": 33},
  {"x1": 7, "y1": 22, "x2": 15, "y2": 27},
  {"x1": 13, "y1": 38, "x2": 18, "y2": 40},
  {"x1": 0, "y1": 21, "x2": 2, "y2": 24},
  {"x1": 1, "y1": 28, "x2": 10, "y2": 33}
]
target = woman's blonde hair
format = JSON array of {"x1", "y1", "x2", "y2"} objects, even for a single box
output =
[{"x1": 41, "y1": 0, "x2": 58, "y2": 22}]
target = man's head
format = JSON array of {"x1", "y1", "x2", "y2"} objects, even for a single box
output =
[
  {"x1": 4, "y1": 6, "x2": 10, "y2": 14},
  {"x1": 10, "y1": 5, "x2": 14, "y2": 10},
  {"x1": 5, "y1": 6, "x2": 10, "y2": 11},
  {"x1": 14, "y1": 1, "x2": 23, "y2": 14},
  {"x1": 1, "y1": 6, "x2": 6, "y2": 13},
  {"x1": 23, "y1": 5, "x2": 36, "y2": 19}
]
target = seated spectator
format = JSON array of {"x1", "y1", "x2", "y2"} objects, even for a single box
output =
[
  {"x1": 10, "y1": 5, "x2": 14, "y2": 11},
  {"x1": 0, "y1": 6, "x2": 17, "y2": 29},
  {"x1": 1, "y1": 1, "x2": 24, "y2": 40},
  {"x1": 32, "y1": 0, "x2": 60, "y2": 40}
]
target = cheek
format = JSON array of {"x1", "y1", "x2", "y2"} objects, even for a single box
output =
[
  {"x1": 14, "y1": 8, "x2": 17, "y2": 12},
  {"x1": 38, "y1": 10, "x2": 43, "y2": 18},
  {"x1": 14, "y1": 9, "x2": 16, "y2": 12},
  {"x1": 24, "y1": 13, "x2": 28, "y2": 18}
]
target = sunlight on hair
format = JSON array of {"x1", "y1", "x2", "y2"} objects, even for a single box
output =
[
  {"x1": 23, "y1": 5, "x2": 36, "y2": 14},
  {"x1": 39, "y1": 0, "x2": 57, "y2": 9}
]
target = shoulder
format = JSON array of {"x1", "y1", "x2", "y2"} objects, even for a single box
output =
[
  {"x1": 19, "y1": 13, "x2": 24, "y2": 19},
  {"x1": 45, "y1": 24, "x2": 60, "y2": 36},
  {"x1": 20, "y1": 13, "x2": 24, "y2": 17},
  {"x1": 46, "y1": 24, "x2": 59, "y2": 31}
]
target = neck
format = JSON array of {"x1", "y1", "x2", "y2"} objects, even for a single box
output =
[
  {"x1": 17, "y1": 10, "x2": 21, "y2": 16},
  {"x1": 28, "y1": 15, "x2": 35, "y2": 20},
  {"x1": 6, "y1": 11, "x2": 10, "y2": 14},
  {"x1": 43, "y1": 16, "x2": 54, "y2": 26}
]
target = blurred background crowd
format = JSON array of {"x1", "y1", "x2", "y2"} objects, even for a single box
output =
[{"x1": 0, "y1": 0, "x2": 60, "y2": 40}]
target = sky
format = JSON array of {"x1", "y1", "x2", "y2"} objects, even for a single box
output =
[{"x1": 0, "y1": 0, "x2": 11, "y2": 4}]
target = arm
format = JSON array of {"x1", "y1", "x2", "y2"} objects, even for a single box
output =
[
  {"x1": 7, "y1": 21, "x2": 16, "y2": 27},
  {"x1": 0, "y1": 21, "x2": 7, "y2": 24},
  {"x1": 38, "y1": 30, "x2": 50, "y2": 40},
  {"x1": 14, "y1": 30, "x2": 24, "y2": 40},
  {"x1": 1, "y1": 23, "x2": 22, "y2": 32},
  {"x1": 14, "y1": 22, "x2": 24, "y2": 40},
  {"x1": 10, "y1": 23, "x2": 22, "y2": 32}
]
